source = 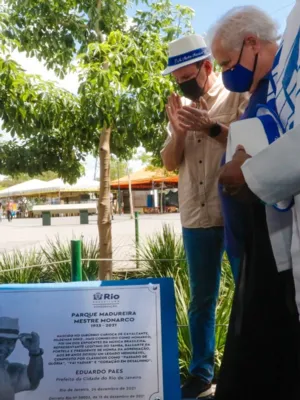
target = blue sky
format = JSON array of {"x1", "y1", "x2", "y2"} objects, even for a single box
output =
[{"x1": 129, "y1": 0, "x2": 294, "y2": 34}]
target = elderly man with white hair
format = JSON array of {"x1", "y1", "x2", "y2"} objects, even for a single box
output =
[
  {"x1": 161, "y1": 33, "x2": 249, "y2": 399},
  {"x1": 208, "y1": 4, "x2": 300, "y2": 400}
]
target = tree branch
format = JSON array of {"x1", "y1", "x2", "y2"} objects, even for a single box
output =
[{"x1": 95, "y1": 0, "x2": 104, "y2": 43}]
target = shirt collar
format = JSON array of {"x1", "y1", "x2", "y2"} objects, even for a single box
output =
[{"x1": 203, "y1": 73, "x2": 224, "y2": 102}]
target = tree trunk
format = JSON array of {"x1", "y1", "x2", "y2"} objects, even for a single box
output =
[
  {"x1": 98, "y1": 127, "x2": 112, "y2": 280},
  {"x1": 127, "y1": 164, "x2": 134, "y2": 219}
]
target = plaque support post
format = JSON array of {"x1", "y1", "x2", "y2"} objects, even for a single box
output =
[
  {"x1": 135, "y1": 212, "x2": 140, "y2": 269},
  {"x1": 71, "y1": 240, "x2": 83, "y2": 281}
]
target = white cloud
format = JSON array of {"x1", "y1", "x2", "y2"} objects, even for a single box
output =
[{"x1": 128, "y1": 158, "x2": 144, "y2": 172}]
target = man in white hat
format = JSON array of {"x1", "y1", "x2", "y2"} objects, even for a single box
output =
[
  {"x1": 0, "y1": 317, "x2": 44, "y2": 399},
  {"x1": 161, "y1": 34, "x2": 249, "y2": 398}
]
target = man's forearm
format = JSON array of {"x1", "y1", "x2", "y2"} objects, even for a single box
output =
[
  {"x1": 27, "y1": 355, "x2": 44, "y2": 390},
  {"x1": 161, "y1": 135, "x2": 185, "y2": 171}
]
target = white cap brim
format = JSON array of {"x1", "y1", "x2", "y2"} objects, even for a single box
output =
[
  {"x1": 162, "y1": 53, "x2": 211, "y2": 76},
  {"x1": 0, "y1": 333, "x2": 19, "y2": 339}
]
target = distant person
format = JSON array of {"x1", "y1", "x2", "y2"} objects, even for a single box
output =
[
  {"x1": 0, "y1": 317, "x2": 44, "y2": 399},
  {"x1": 6, "y1": 201, "x2": 13, "y2": 222},
  {"x1": 161, "y1": 33, "x2": 248, "y2": 398}
]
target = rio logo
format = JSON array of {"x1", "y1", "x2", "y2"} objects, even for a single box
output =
[{"x1": 93, "y1": 293, "x2": 120, "y2": 301}]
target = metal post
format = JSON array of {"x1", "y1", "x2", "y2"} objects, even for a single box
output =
[
  {"x1": 71, "y1": 240, "x2": 82, "y2": 281},
  {"x1": 160, "y1": 181, "x2": 164, "y2": 214},
  {"x1": 117, "y1": 161, "x2": 121, "y2": 215},
  {"x1": 135, "y1": 212, "x2": 140, "y2": 269}
]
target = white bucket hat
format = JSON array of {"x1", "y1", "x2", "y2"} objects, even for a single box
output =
[
  {"x1": 0, "y1": 317, "x2": 19, "y2": 339},
  {"x1": 162, "y1": 34, "x2": 211, "y2": 75}
]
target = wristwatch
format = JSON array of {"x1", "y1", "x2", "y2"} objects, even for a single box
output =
[
  {"x1": 29, "y1": 348, "x2": 44, "y2": 357},
  {"x1": 209, "y1": 122, "x2": 222, "y2": 138}
]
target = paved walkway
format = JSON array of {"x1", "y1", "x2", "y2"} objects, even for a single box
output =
[{"x1": 0, "y1": 214, "x2": 182, "y2": 269}]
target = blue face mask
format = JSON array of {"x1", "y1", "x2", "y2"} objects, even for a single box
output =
[{"x1": 222, "y1": 42, "x2": 258, "y2": 93}]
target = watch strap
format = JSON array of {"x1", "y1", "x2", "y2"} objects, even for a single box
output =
[
  {"x1": 209, "y1": 122, "x2": 222, "y2": 138},
  {"x1": 29, "y1": 348, "x2": 44, "y2": 357}
]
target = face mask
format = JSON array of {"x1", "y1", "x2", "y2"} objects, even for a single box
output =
[
  {"x1": 222, "y1": 42, "x2": 258, "y2": 93},
  {"x1": 179, "y1": 65, "x2": 206, "y2": 101}
]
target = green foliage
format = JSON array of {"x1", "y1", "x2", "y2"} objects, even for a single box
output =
[
  {"x1": 3, "y1": 0, "x2": 148, "y2": 74},
  {"x1": 0, "y1": 57, "x2": 85, "y2": 182},
  {"x1": 0, "y1": 249, "x2": 43, "y2": 284},
  {"x1": 0, "y1": 1, "x2": 195, "y2": 180},
  {"x1": 136, "y1": 225, "x2": 234, "y2": 379},
  {"x1": 215, "y1": 256, "x2": 234, "y2": 371},
  {"x1": 214, "y1": 60, "x2": 222, "y2": 73},
  {"x1": 41, "y1": 236, "x2": 100, "y2": 282},
  {"x1": 77, "y1": 29, "x2": 174, "y2": 157},
  {"x1": 110, "y1": 157, "x2": 130, "y2": 182},
  {"x1": 132, "y1": 1, "x2": 194, "y2": 42},
  {"x1": 135, "y1": 225, "x2": 191, "y2": 378},
  {"x1": 0, "y1": 236, "x2": 100, "y2": 283}
]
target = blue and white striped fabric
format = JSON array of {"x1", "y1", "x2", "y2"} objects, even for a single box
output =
[
  {"x1": 265, "y1": 29, "x2": 300, "y2": 133},
  {"x1": 255, "y1": 17, "x2": 300, "y2": 211},
  {"x1": 241, "y1": 0, "x2": 300, "y2": 294}
]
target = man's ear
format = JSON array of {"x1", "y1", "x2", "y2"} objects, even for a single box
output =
[
  {"x1": 244, "y1": 35, "x2": 260, "y2": 52},
  {"x1": 203, "y1": 59, "x2": 213, "y2": 75}
]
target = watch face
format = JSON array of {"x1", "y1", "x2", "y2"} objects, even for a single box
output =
[{"x1": 210, "y1": 123, "x2": 221, "y2": 138}]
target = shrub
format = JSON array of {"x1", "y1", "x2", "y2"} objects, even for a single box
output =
[
  {"x1": 137, "y1": 224, "x2": 234, "y2": 379},
  {"x1": 41, "y1": 236, "x2": 100, "y2": 282},
  {"x1": 0, "y1": 249, "x2": 43, "y2": 284}
]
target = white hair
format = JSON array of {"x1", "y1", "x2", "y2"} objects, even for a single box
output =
[{"x1": 207, "y1": 6, "x2": 280, "y2": 51}]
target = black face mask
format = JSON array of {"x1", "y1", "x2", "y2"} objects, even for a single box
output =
[{"x1": 179, "y1": 66, "x2": 205, "y2": 101}]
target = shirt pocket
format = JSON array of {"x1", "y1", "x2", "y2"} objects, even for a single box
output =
[{"x1": 217, "y1": 113, "x2": 238, "y2": 126}]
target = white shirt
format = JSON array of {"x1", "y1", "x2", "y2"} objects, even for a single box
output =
[
  {"x1": 161, "y1": 75, "x2": 249, "y2": 228},
  {"x1": 0, "y1": 361, "x2": 31, "y2": 400}
]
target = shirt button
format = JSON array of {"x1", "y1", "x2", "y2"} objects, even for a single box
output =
[
  {"x1": 198, "y1": 139, "x2": 201, "y2": 143},
  {"x1": 200, "y1": 181, "x2": 203, "y2": 185},
  {"x1": 199, "y1": 160, "x2": 202, "y2": 164},
  {"x1": 202, "y1": 203, "x2": 205, "y2": 207}
]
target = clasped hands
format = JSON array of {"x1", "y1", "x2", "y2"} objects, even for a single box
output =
[
  {"x1": 165, "y1": 93, "x2": 254, "y2": 201},
  {"x1": 165, "y1": 93, "x2": 213, "y2": 134}
]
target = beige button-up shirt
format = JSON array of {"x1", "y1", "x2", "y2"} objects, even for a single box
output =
[{"x1": 161, "y1": 75, "x2": 249, "y2": 229}]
